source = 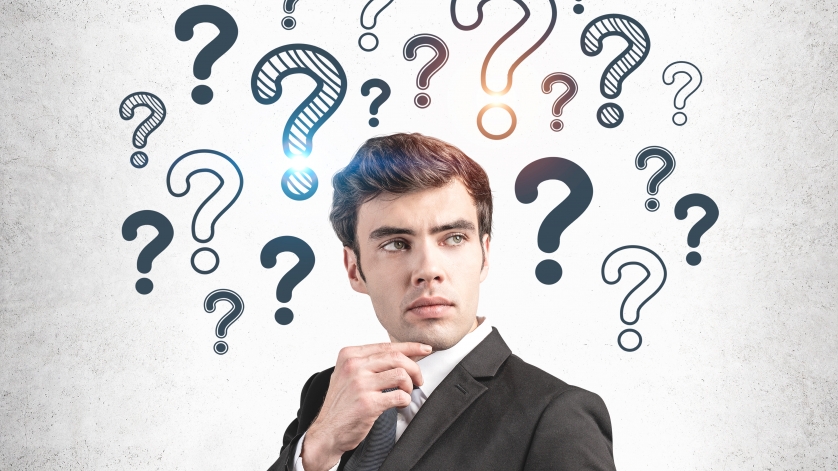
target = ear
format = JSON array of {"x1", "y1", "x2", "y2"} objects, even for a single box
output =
[
  {"x1": 479, "y1": 233, "x2": 491, "y2": 282},
  {"x1": 343, "y1": 246, "x2": 368, "y2": 294}
]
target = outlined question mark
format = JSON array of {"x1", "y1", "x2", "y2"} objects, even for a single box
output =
[
  {"x1": 361, "y1": 79, "x2": 391, "y2": 127},
  {"x1": 282, "y1": 0, "x2": 300, "y2": 30},
  {"x1": 175, "y1": 5, "x2": 238, "y2": 105},
  {"x1": 359, "y1": 0, "x2": 396, "y2": 51},
  {"x1": 119, "y1": 92, "x2": 166, "y2": 169},
  {"x1": 601, "y1": 245, "x2": 667, "y2": 352},
  {"x1": 515, "y1": 157, "x2": 593, "y2": 285},
  {"x1": 663, "y1": 61, "x2": 702, "y2": 126},
  {"x1": 581, "y1": 14, "x2": 650, "y2": 128},
  {"x1": 635, "y1": 146, "x2": 675, "y2": 212},
  {"x1": 121, "y1": 210, "x2": 174, "y2": 295},
  {"x1": 674, "y1": 193, "x2": 719, "y2": 266},
  {"x1": 260, "y1": 236, "x2": 315, "y2": 325},
  {"x1": 541, "y1": 73, "x2": 578, "y2": 132},
  {"x1": 403, "y1": 34, "x2": 449, "y2": 109},
  {"x1": 204, "y1": 289, "x2": 244, "y2": 355}
]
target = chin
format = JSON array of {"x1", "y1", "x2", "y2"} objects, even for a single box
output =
[{"x1": 398, "y1": 318, "x2": 466, "y2": 351}]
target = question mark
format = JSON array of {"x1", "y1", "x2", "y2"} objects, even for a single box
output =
[
  {"x1": 359, "y1": 0, "x2": 396, "y2": 51},
  {"x1": 204, "y1": 289, "x2": 244, "y2": 355},
  {"x1": 601, "y1": 245, "x2": 667, "y2": 352},
  {"x1": 361, "y1": 79, "x2": 391, "y2": 127},
  {"x1": 674, "y1": 194, "x2": 719, "y2": 266},
  {"x1": 541, "y1": 73, "x2": 578, "y2": 132},
  {"x1": 119, "y1": 92, "x2": 166, "y2": 169},
  {"x1": 663, "y1": 61, "x2": 702, "y2": 126},
  {"x1": 581, "y1": 14, "x2": 651, "y2": 128},
  {"x1": 121, "y1": 210, "x2": 174, "y2": 295},
  {"x1": 403, "y1": 34, "x2": 449, "y2": 109},
  {"x1": 175, "y1": 5, "x2": 238, "y2": 105},
  {"x1": 260, "y1": 236, "x2": 315, "y2": 325},
  {"x1": 515, "y1": 157, "x2": 593, "y2": 285},
  {"x1": 282, "y1": 0, "x2": 300, "y2": 30},
  {"x1": 167, "y1": 149, "x2": 243, "y2": 275},
  {"x1": 251, "y1": 43, "x2": 347, "y2": 201},
  {"x1": 635, "y1": 146, "x2": 675, "y2": 212}
]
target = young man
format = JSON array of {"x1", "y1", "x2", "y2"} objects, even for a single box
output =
[{"x1": 267, "y1": 133, "x2": 616, "y2": 471}]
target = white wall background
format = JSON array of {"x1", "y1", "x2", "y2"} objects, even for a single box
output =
[{"x1": 1, "y1": 0, "x2": 836, "y2": 469}]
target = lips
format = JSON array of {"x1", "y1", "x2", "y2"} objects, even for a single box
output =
[{"x1": 406, "y1": 296, "x2": 454, "y2": 319}]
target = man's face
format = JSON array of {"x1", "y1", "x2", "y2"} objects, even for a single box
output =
[{"x1": 343, "y1": 178, "x2": 490, "y2": 351}]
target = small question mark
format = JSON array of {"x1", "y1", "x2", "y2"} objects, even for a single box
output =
[
  {"x1": 251, "y1": 44, "x2": 347, "y2": 201},
  {"x1": 260, "y1": 236, "x2": 315, "y2": 325},
  {"x1": 167, "y1": 149, "x2": 243, "y2": 275},
  {"x1": 581, "y1": 14, "x2": 651, "y2": 128},
  {"x1": 121, "y1": 210, "x2": 174, "y2": 295},
  {"x1": 361, "y1": 79, "x2": 391, "y2": 127},
  {"x1": 674, "y1": 194, "x2": 719, "y2": 266},
  {"x1": 204, "y1": 289, "x2": 244, "y2": 355},
  {"x1": 175, "y1": 5, "x2": 238, "y2": 105},
  {"x1": 359, "y1": 0, "x2": 396, "y2": 51},
  {"x1": 663, "y1": 61, "x2": 702, "y2": 126},
  {"x1": 119, "y1": 92, "x2": 166, "y2": 169},
  {"x1": 282, "y1": 0, "x2": 300, "y2": 30},
  {"x1": 635, "y1": 146, "x2": 675, "y2": 212},
  {"x1": 515, "y1": 157, "x2": 593, "y2": 285},
  {"x1": 541, "y1": 73, "x2": 578, "y2": 132},
  {"x1": 601, "y1": 245, "x2": 667, "y2": 352},
  {"x1": 403, "y1": 34, "x2": 449, "y2": 109}
]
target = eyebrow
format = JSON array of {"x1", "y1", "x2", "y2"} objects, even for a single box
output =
[{"x1": 368, "y1": 218, "x2": 476, "y2": 240}]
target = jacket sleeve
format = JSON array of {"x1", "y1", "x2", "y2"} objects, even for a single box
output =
[
  {"x1": 523, "y1": 387, "x2": 617, "y2": 471},
  {"x1": 267, "y1": 372, "x2": 320, "y2": 471}
]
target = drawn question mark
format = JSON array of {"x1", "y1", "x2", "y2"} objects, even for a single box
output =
[
  {"x1": 359, "y1": 0, "x2": 396, "y2": 51},
  {"x1": 635, "y1": 146, "x2": 675, "y2": 212},
  {"x1": 541, "y1": 73, "x2": 578, "y2": 132},
  {"x1": 581, "y1": 14, "x2": 651, "y2": 128},
  {"x1": 403, "y1": 34, "x2": 449, "y2": 109},
  {"x1": 204, "y1": 289, "x2": 244, "y2": 355},
  {"x1": 251, "y1": 43, "x2": 347, "y2": 201},
  {"x1": 121, "y1": 210, "x2": 174, "y2": 295},
  {"x1": 515, "y1": 157, "x2": 593, "y2": 285},
  {"x1": 282, "y1": 0, "x2": 300, "y2": 30},
  {"x1": 663, "y1": 61, "x2": 702, "y2": 126},
  {"x1": 260, "y1": 236, "x2": 315, "y2": 325},
  {"x1": 175, "y1": 5, "x2": 238, "y2": 105},
  {"x1": 119, "y1": 92, "x2": 166, "y2": 169},
  {"x1": 361, "y1": 79, "x2": 391, "y2": 127},
  {"x1": 166, "y1": 149, "x2": 243, "y2": 275},
  {"x1": 674, "y1": 194, "x2": 719, "y2": 266},
  {"x1": 452, "y1": 0, "x2": 557, "y2": 139},
  {"x1": 601, "y1": 245, "x2": 667, "y2": 352}
]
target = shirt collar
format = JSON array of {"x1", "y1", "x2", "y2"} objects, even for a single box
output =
[{"x1": 415, "y1": 317, "x2": 492, "y2": 399}]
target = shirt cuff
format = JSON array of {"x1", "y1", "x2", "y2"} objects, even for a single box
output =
[{"x1": 293, "y1": 431, "x2": 340, "y2": 471}]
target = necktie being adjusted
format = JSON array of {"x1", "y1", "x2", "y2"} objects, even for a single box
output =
[{"x1": 343, "y1": 388, "x2": 401, "y2": 471}]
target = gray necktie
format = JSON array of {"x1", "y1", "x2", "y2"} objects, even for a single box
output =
[{"x1": 344, "y1": 389, "x2": 398, "y2": 471}]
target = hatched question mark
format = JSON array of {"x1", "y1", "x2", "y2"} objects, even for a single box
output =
[
  {"x1": 635, "y1": 146, "x2": 675, "y2": 212},
  {"x1": 403, "y1": 34, "x2": 449, "y2": 109},
  {"x1": 260, "y1": 236, "x2": 315, "y2": 326},
  {"x1": 541, "y1": 73, "x2": 578, "y2": 132},
  {"x1": 359, "y1": 0, "x2": 396, "y2": 51},
  {"x1": 119, "y1": 92, "x2": 166, "y2": 169},
  {"x1": 121, "y1": 210, "x2": 174, "y2": 295},
  {"x1": 204, "y1": 289, "x2": 244, "y2": 355},
  {"x1": 175, "y1": 5, "x2": 238, "y2": 105},
  {"x1": 663, "y1": 61, "x2": 702, "y2": 126},
  {"x1": 674, "y1": 194, "x2": 719, "y2": 266},
  {"x1": 515, "y1": 157, "x2": 593, "y2": 285},
  {"x1": 361, "y1": 79, "x2": 391, "y2": 127}
]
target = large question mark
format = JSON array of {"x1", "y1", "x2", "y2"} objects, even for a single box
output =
[
  {"x1": 601, "y1": 245, "x2": 667, "y2": 352},
  {"x1": 635, "y1": 146, "x2": 675, "y2": 212},
  {"x1": 251, "y1": 43, "x2": 347, "y2": 201},
  {"x1": 175, "y1": 5, "x2": 238, "y2": 105},
  {"x1": 166, "y1": 149, "x2": 243, "y2": 275},
  {"x1": 359, "y1": 0, "x2": 396, "y2": 51},
  {"x1": 451, "y1": 0, "x2": 557, "y2": 139},
  {"x1": 541, "y1": 73, "x2": 578, "y2": 132},
  {"x1": 403, "y1": 34, "x2": 449, "y2": 109},
  {"x1": 260, "y1": 236, "x2": 315, "y2": 325},
  {"x1": 674, "y1": 194, "x2": 719, "y2": 266},
  {"x1": 204, "y1": 289, "x2": 244, "y2": 355},
  {"x1": 119, "y1": 92, "x2": 166, "y2": 169},
  {"x1": 581, "y1": 14, "x2": 651, "y2": 128},
  {"x1": 515, "y1": 157, "x2": 593, "y2": 285},
  {"x1": 282, "y1": 0, "x2": 300, "y2": 30},
  {"x1": 663, "y1": 61, "x2": 702, "y2": 126},
  {"x1": 121, "y1": 210, "x2": 174, "y2": 295},
  {"x1": 361, "y1": 79, "x2": 391, "y2": 127}
]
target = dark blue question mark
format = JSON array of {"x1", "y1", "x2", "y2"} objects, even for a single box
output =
[{"x1": 260, "y1": 236, "x2": 315, "y2": 325}]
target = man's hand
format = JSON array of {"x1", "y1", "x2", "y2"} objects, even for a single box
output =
[{"x1": 300, "y1": 342, "x2": 432, "y2": 471}]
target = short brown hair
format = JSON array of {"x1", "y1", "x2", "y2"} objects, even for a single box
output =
[{"x1": 330, "y1": 133, "x2": 493, "y2": 279}]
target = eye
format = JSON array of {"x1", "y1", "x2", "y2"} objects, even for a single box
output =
[
  {"x1": 382, "y1": 239, "x2": 408, "y2": 251},
  {"x1": 444, "y1": 234, "x2": 466, "y2": 246}
]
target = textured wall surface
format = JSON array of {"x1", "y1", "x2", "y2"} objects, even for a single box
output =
[{"x1": 1, "y1": 0, "x2": 836, "y2": 469}]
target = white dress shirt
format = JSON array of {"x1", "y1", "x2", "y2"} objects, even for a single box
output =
[{"x1": 294, "y1": 317, "x2": 492, "y2": 471}]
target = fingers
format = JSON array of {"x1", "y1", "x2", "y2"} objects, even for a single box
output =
[
  {"x1": 364, "y1": 351, "x2": 424, "y2": 386},
  {"x1": 368, "y1": 368, "x2": 415, "y2": 397},
  {"x1": 342, "y1": 342, "x2": 432, "y2": 360}
]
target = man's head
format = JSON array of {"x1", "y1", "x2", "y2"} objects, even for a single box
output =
[{"x1": 329, "y1": 133, "x2": 493, "y2": 350}]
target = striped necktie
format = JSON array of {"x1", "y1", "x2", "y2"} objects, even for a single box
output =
[{"x1": 344, "y1": 388, "x2": 399, "y2": 471}]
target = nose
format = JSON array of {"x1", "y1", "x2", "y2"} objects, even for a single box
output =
[{"x1": 412, "y1": 238, "x2": 445, "y2": 287}]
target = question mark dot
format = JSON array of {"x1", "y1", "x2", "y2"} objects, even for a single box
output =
[
  {"x1": 214, "y1": 341, "x2": 228, "y2": 355},
  {"x1": 275, "y1": 308, "x2": 294, "y2": 325},
  {"x1": 414, "y1": 93, "x2": 431, "y2": 108},
  {"x1": 573, "y1": 4, "x2": 584, "y2": 14},
  {"x1": 281, "y1": 16, "x2": 296, "y2": 30},
  {"x1": 136, "y1": 278, "x2": 153, "y2": 295},
  {"x1": 369, "y1": 117, "x2": 380, "y2": 127},
  {"x1": 618, "y1": 329, "x2": 642, "y2": 352},
  {"x1": 597, "y1": 103, "x2": 624, "y2": 128},
  {"x1": 535, "y1": 260, "x2": 563, "y2": 285},
  {"x1": 192, "y1": 85, "x2": 213, "y2": 105},
  {"x1": 686, "y1": 251, "x2": 701, "y2": 266},
  {"x1": 550, "y1": 119, "x2": 564, "y2": 132},
  {"x1": 130, "y1": 151, "x2": 148, "y2": 169},
  {"x1": 645, "y1": 198, "x2": 660, "y2": 212},
  {"x1": 673, "y1": 112, "x2": 687, "y2": 126}
]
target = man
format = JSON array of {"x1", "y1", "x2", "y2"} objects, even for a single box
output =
[{"x1": 267, "y1": 133, "x2": 616, "y2": 471}]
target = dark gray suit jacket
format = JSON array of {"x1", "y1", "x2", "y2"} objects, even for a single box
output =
[{"x1": 267, "y1": 328, "x2": 616, "y2": 470}]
